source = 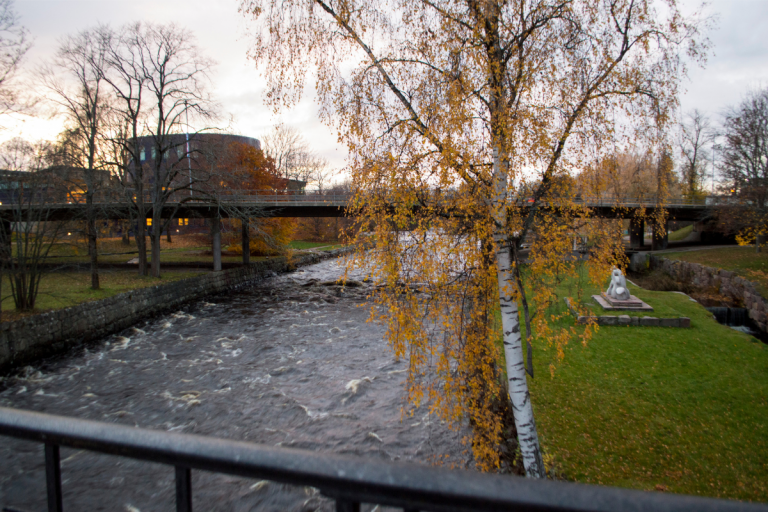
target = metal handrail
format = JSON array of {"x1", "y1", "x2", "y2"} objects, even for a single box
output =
[
  {"x1": 0, "y1": 195, "x2": 715, "y2": 207},
  {"x1": 0, "y1": 406, "x2": 764, "y2": 512}
]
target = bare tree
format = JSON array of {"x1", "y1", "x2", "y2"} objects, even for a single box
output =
[
  {"x1": 98, "y1": 23, "x2": 218, "y2": 278},
  {"x1": 0, "y1": 137, "x2": 53, "y2": 171},
  {"x1": 262, "y1": 125, "x2": 327, "y2": 184},
  {"x1": 719, "y1": 88, "x2": 768, "y2": 250},
  {"x1": 0, "y1": 139, "x2": 62, "y2": 318},
  {"x1": 678, "y1": 109, "x2": 713, "y2": 199},
  {"x1": 136, "y1": 23, "x2": 218, "y2": 278},
  {"x1": 40, "y1": 29, "x2": 110, "y2": 290},
  {"x1": 99, "y1": 23, "x2": 151, "y2": 275},
  {"x1": 0, "y1": 0, "x2": 31, "y2": 121}
]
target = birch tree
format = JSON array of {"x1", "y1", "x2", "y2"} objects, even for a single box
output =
[{"x1": 241, "y1": 0, "x2": 705, "y2": 476}]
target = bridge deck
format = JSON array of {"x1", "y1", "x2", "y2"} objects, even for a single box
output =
[{"x1": 0, "y1": 195, "x2": 715, "y2": 221}]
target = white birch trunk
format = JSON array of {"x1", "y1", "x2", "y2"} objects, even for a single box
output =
[
  {"x1": 494, "y1": 234, "x2": 545, "y2": 478},
  {"x1": 491, "y1": 145, "x2": 545, "y2": 478}
]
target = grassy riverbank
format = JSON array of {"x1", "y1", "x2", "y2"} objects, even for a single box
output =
[
  {"x1": 521, "y1": 281, "x2": 768, "y2": 502},
  {"x1": 40, "y1": 237, "x2": 343, "y2": 265},
  {"x1": 1, "y1": 238, "x2": 348, "y2": 322},
  {"x1": 663, "y1": 246, "x2": 768, "y2": 294},
  {"x1": 0, "y1": 270, "x2": 206, "y2": 322},
  {"x1": 668, "y1": 225, "x2": 693, "y2": 241}
]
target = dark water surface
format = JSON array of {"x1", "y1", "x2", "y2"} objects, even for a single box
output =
[{"x1": 0, "y1": 259, "x2": 470, "y2": 511}]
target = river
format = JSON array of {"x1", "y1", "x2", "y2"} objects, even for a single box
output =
[{"x1": 0, "y1": 258, "x2": 470, "y2": 511}]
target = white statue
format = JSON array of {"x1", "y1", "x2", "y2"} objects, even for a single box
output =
[{"x1": 606, "y1": 268, "x2": 631, "y2": 300}]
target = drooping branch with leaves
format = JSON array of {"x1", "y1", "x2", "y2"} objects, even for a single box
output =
[{"x1": 242, "y1": 0, "x2": 705, "y2": 476}]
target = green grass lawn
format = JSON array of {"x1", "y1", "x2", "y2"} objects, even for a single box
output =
[
  {"x1": 43, "y1": 248, "x2": 219, "y2": 265},
  {"x1": 40, "y1": 238, "x2": 343, "y2": 265},
  {"x1": 524, "y1": 280, "x2": 768, "y2": 501},
  {"x1": 289, "y1": 240, "x2": 345, "y2": 251},
  {"x1": 43, "y1": 237, "x2": 216, "y2": 265},
  {"x1": 1, "y1": 270, "x2": 205, "y2": 321},
  {"x1": 668, "y1": 225, "x2": 694, "y2": 241},
  {"x1": 663, "y1": 246, "x2": 768, "y2": 294}
]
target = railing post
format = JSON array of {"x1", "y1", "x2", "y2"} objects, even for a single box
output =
[
  {"x1": 629, "y1": 217, "x2": 644, "y2": 249},
  {"x1": 211, "y1": 216, "x2": 221, "y2": 272},
  {"x1": 652, "y1": 218, "x2": 669, "y2": 251},
  {"x1": 335, "y1": 498, "x2": 360, "y2": 512},
  {"x1": 45, "y1": 443, "x2": 63, "y2": 512},
  {"x1": 241, "y1": 218, "x2": 250, "y2": 266},
  {"x1": 175, "y1": 466, "x2": 192, "y2": 512}
]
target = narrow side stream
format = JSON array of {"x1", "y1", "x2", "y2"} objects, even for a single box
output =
[{"x1": 705, "y1": 307, "x2": 768, "y2": 343}]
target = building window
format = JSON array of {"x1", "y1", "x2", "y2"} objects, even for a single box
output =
[
  {"x1": 179, "y1": 218, "x2": 188, "y2": 226},
  {"x1": 140, "y1": 148, "x2": 146, "y2": 161},
  {"x1": 147, "y1": 218, "x2": 152, "y2": 226},
  {"x1": 177, "y1": 147, "x2": 184, "y2": 158},
  {"x1": 151, "y1": 147, "x2": 157, "y2": 160}
]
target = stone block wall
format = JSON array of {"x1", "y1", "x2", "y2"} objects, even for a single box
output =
[
  {"x1": 646, "y1": 254, "x2": 768, "y2": 332},
  {"x1": 0, "y1": 248, "x2": 352, "y2": 373}
]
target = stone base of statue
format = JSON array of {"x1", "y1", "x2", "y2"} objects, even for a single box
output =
[{"x1": 593, "y1": 292, "x2": 654, "y2": 311}]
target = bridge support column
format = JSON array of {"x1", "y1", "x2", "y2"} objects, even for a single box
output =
[
  {"x1": 629, "y1": 217, "x2": 644, "y2": 249},
  {"x1": 241, "y1": 218, "x2": 250, "y2": 266},
  {"x1": 652, "y1": 220, "x2": 668, "y2": 251},
  {"x1": 211, "y1": 217, "x2": 222, "y2": 272}
]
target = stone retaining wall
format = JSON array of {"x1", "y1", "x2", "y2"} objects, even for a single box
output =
[
  {"x1": 0, "y1": 248, "x2": 352, "y2": 373},
  {"x1": 576, "y1": 315, "x2": 691, "y2": 327},
  {"x1": 637, "y1": 253, "x2": 768, "y2": 332}
]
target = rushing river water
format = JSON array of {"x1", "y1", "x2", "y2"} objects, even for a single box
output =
[{"x1": 0, "y1": 258, "x2": 470, "y2": 511}]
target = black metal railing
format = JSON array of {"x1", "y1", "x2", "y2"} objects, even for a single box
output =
[{"x1": 0, "y1": 406, "x2": 765, "y2": 512}]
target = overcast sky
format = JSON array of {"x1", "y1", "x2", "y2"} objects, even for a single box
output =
[{"x1": 5, "y1": 0, "x2": 768, "y2": 172}]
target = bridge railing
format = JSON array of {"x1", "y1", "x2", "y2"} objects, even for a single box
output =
[
  {"x1": 0, "y1": 406, "x2": 764, "y2": 512},
  {"x1": 0, "y1": 189, "x2": 720, "y2": 210},
  {"x1": 197, "y1": 192, "x2": 710, "y2": 208}
]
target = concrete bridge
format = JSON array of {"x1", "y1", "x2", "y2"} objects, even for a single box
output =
[
  {"x1": 0, "y1": 191, "x2": 720, "y2": 222},
  {"x1": 0, "y1": 192, "x2": 723, "y2": 269}
]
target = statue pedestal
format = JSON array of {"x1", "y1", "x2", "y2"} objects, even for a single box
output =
[{"x1": 593, "y1": 292, "x2": 653, "y2": 311}]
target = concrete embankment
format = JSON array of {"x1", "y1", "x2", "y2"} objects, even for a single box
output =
[{"x1": 0, "y1": 248, "x2": 353, "y2": 373}]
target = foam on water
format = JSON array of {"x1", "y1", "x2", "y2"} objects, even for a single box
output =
[{"x1": 0, "y1": 258, "x2": 469, "y2": 512}]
